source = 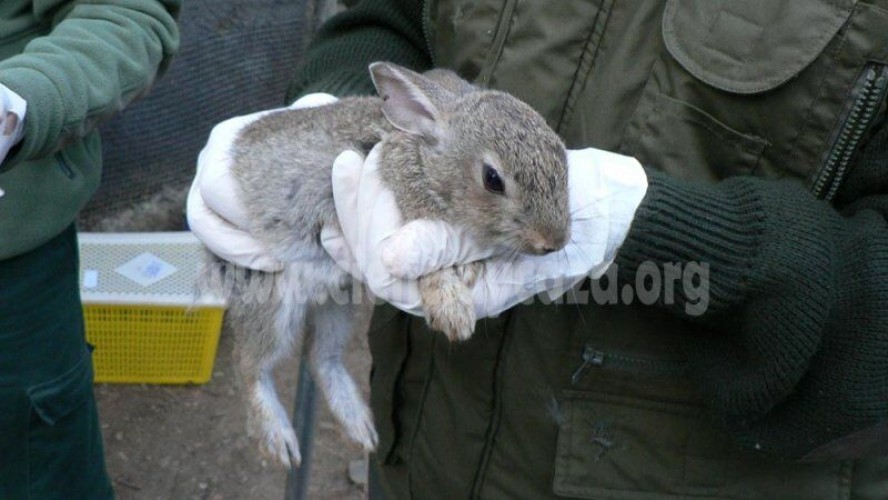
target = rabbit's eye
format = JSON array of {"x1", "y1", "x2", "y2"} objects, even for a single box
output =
[{"x1": 483, "y1": 164, "x2": 505, "y2": 194}]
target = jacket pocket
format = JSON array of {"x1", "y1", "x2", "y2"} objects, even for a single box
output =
[
  {"x1": 0, "y1": 346, "x2": 98, "y2": 499},
  {"x1": 26, "y1": 348, "x2": 110, "y2": 499},
  {"x1": 621, "y1": 0, "x2": 863, "y2": 183},
  {"x1": 661, "y1": 0, "x2": 855, "y2": 94},
  {"x1": 624, "y1": 90, "x2": 769, "y2": 181},
  {"x1": 553, "y1": 389, "x2": 848, "y2": 499},
  {"x1": 554, "y1": 389, "x2": 735, "y2": 499},
  {"x1": 28, "y1": 348, "x2": 93, "y2": 427}
]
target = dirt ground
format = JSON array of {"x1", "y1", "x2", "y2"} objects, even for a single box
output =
[{"x1": 94, "y1": 317, "x2": 372, "y2": 500}]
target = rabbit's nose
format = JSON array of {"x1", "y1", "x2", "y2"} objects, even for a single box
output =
[
  {"x1": 534, "y1": 241, "x2": 559, "y2": 254},
  {"x1": 526, "y1": 231, "x2": 563, "y2": 255}
]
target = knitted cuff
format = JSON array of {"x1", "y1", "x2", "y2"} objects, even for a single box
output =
[
  {"x1": 614, "y1": 169, "x2": 764, "y2": 315},
  {"x1": 614, "y1": 169, "x2": 836, "y2": 422}
]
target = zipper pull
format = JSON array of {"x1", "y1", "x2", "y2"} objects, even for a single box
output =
[{"x1": 571, "y1": 343, "x2": 605, "y2": 384}]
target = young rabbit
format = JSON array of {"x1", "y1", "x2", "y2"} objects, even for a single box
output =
[{"x1": 204, "y1": 62, "x2": 570, "y2": 468}]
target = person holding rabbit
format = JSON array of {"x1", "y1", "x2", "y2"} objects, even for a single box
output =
[{"x1": 189, "y1": 0, "x2": 888, "y2": 497}]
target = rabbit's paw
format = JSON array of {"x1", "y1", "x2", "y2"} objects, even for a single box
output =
[
  {"x1": 419, "y1": 268, "x2": 477, "y2": 341},
  {"x1": 317, "y1": 356, "x2": 379, "y2": 451},
  {"x1": 341, "y1": 406, "x2": 379, "y2": 452},
  {"x1": 424, "y1": 291, "x2": 476, "y2": 341},
  {"x1": 246, "y1": 384, "x2": 301, "y2": 469},
  {"x1": 257, "y1": 411, "x2": 301, "y2": 469}
]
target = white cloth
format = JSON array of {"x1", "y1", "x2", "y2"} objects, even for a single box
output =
[
  {"x1": 0, "y1": 83, "x2": 27, "y2": 166},
  {"x1": 0, "y1": 84, "x2": 27, "y2": 198}
]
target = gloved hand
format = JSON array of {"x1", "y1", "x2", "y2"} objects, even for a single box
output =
[
  {"x1": 186, "y1": 93, "x2": 339, "y2": 271},
  {"x1": 320, "y1": 146, "x2": 649, "y2": 317},
  {"x1": 0, "y1": 83, "x2": 27, "y2": 165}
]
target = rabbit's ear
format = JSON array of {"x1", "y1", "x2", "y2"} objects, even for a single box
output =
[{"x1": 369, "y1": 62, "x2": 449, "y2": 137}]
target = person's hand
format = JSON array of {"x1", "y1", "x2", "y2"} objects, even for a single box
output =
[
  {"x1": 0, "y1": 83, "x2": 27, "y2": 165},
  {"x1": 320, "y1": 146, "x2": 649, "y2": 317},
  {"x1": 186, "y1": 93, "x2": 338, "y2": 272},
  {"x1": 320, "y1": 146, "x2": 426, "y2": 314}
]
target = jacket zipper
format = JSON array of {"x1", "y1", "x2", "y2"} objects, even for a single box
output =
[
  {"x1": 421, "y1": 0, "x2": 436, "y2": 66},
  {"x1": 477, "y1": 0, "x2": 517, "y2": 87},
  {"x1": 56, "y1": 155, "x2": 76, "y2": 179},
  {"x1": 422, "y1": 0, "x2": 516, "y2": 86},
  {"x1": 571, "y1": 341, "x2": 687, "y2": 385},
  {"x1": 810, "y1": 63, "x2": 888, "y2": 201}
]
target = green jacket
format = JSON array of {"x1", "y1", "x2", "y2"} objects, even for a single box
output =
[
  {"x1": 290, "y1": 0, "x2": 888, "y2": 498},
  {"x1": 0, "y1": 0, "x2": 181, "y2": 259}
]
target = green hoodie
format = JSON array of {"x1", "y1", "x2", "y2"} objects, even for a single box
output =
[{"x1": 0, "y1": 0, "x2": 180, "y2": 259}]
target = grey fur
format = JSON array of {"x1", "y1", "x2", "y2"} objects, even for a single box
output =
[{"x1": 206, "y1": 62, "x2": 569, "y2": 468}]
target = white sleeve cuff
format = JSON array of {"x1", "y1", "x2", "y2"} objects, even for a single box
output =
[{"x1": 0, "y1": 83, "x2": 27, "y2": 144}]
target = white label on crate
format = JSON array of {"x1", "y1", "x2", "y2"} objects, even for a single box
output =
[
  {"x1": 115, "y1": 252, "x2": 178, "y2": 287},
  {"x1": 83, "y1": 269, "x2": 99, "y2": 289}
]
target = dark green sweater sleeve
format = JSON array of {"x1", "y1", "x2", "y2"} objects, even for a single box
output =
[
  {"x1": 0, "y1": 0, "x2": 181, "y2": 170},
  {"x1": 614, "y1": 124, "x2": 888, "y2": 460},
  {"x1": 285, "y1": 0, "x2": 431, "y2": 102}
]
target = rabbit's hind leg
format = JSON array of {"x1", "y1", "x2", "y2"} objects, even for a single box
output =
[
  {"x1": 233, "y1": 272, "x2": 307, "y2": 469},
  {"x1": 308, "y1": 296, "x2": 378, "y2": 451}
]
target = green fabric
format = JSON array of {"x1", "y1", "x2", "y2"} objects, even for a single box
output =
[
  {"x1": 660, "y1": 0, "x2": 855, "y2": 94},
  {"x1": 0, "y1": 226, "x2": 113, "y2": 499},
  {"x1": 292, "y1": 0, "x2": 888, "y2": 496},
  {"x1": 0, "y1": 0, "x2": 181, "y2": 259},
  {"x1": 0, "y1": 1, "x2": 181, "y2": 495},
  {"x1": 286, "y1": 0, "x2": 431, "y2": 102},
  {"x1": 616, "y1": 161, "x2": 888, "y2": 458}
]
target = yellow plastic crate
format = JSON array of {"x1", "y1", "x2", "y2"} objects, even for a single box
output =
[{"x1": 78, "y1": 232, "x2": 226, "y2": 384}]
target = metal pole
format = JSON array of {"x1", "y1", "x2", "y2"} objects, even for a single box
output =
[
  {"x1": 284, "y1": 344, "x2": 318, "y2": 500},
  {"x1": 283, "y1": 0, "x2": 327, "y2": 489}
]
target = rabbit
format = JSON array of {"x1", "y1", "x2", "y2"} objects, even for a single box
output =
[{"x1": 202, "y1": 62, "x2": 570, "y2": 469}]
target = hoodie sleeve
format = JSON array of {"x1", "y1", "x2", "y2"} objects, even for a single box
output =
[{"x1": 0, "y1": 0, "x2": 181, "y2": 170}]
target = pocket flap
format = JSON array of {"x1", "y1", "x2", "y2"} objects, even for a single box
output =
[
  {"x1": 28, "y1": 351, "x2": 93, "y2": 426},
  {"x1": 662, "y1": 0, "x2": 856, "y2": 94}
]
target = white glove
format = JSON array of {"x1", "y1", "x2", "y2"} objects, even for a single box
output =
[
  {"x1": 320, "y1": 146, "x2": 649, "y2": 317},
  {"x1": 186, "y1": 93, "x2": 339, "y2": 271},
  {"x1": 0, "y1": 83, "x2": 26, "y2": 165}
]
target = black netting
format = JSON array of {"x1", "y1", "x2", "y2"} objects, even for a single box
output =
[{"x1": 79, "y1": 0, "x2": 324, "y2": 231}]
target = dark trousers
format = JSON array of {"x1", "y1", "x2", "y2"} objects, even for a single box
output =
[{"x1": 0, "y1": 225, "x2": 113, "y2": 499}]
